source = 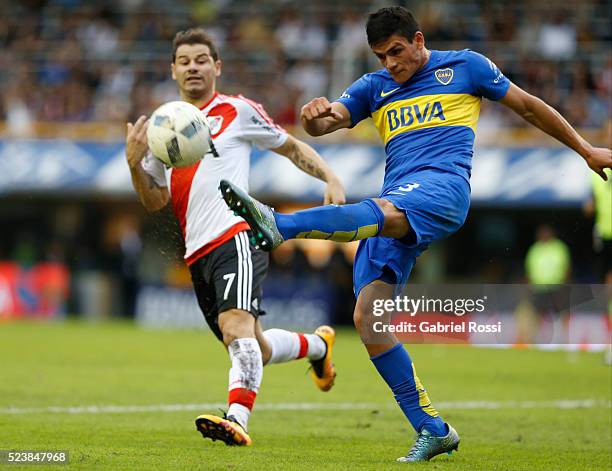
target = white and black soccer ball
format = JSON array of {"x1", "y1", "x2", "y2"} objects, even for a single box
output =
[{"x1": 147, "y1": 101, "x2": 212, "y2": 168}]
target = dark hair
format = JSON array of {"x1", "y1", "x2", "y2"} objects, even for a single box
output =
[
  {"x1": 366, "y1": 7, "x2": 420, "y2": 46},
  {"x1": 172, "y1": 28, "x2": 219, "y2": 62}
]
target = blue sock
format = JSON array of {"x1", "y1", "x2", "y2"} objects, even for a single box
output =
[
  {"x1": 273, "y1": 199, "x2": 384, "y2": 242},
  {"x1": 371, "y1": 344, "x2": 447, "y2": 436}
]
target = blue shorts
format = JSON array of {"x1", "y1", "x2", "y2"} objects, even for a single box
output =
[{"x1": 353, "y1": 169, "x2": 470, "y2": 296}]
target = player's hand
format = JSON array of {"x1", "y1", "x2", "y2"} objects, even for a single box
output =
[
  {"x1": 300, "y1": 97, "x2": 343, "y2": 122},
  {"x1": 585, "y1": 146, "x2": 612, "y2": 180},
  {"x1": 126, "y1": 115, "x2": 150, "y2": 169},
  {"x1": 324, "y1": 177, "x2": 346, "y2": 205}
]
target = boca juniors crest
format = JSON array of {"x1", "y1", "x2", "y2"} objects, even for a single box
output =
[{"x1": 435, "y1": 68, "x2": 454, "y2": 85}]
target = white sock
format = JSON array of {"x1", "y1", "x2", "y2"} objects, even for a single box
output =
[
  {"x1": 226, "y1": 403, "x2": 250, "y2": 431},
  {"x1": 263, "y1": 328, "x2": 326, "y2": 364},
  {"x1": 227, "y1": 338, "x2": 263, "y2": 431}
]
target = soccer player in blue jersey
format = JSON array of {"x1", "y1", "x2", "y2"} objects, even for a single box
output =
[{"x1": 219, "y1": 6, "x2": 612, "y2": 462}]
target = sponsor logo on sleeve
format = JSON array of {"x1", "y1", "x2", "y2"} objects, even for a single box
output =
[
  {"x1": 485, "y1": 58, "x2": 505, "y2": 83},
  {"x1": 250, "y1": 116, "x2": 280, "y2": 136}
]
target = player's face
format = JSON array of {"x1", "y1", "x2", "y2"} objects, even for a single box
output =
[
  {"x1": 371, "y1": 33, "x2": 427, "y2": 83},
  {"x1": 172, "y1": 44, "x2": 221, "y2": 99}
]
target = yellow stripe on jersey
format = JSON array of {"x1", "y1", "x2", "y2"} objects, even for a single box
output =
[{"x1": 371, "y1": 93, "x2": 481, "y2": 144}]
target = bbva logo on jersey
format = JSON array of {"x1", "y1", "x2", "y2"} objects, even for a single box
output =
[
  {"x1": 387, "y1": 102, "x2": 446, "y2": 131},
  {"x1": 435, "y1": 68, "x2": 454, "y2": 85}
]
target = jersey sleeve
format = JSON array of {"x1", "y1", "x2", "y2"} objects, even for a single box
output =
[
  {"x1": 335, "y1": 75, "x2": 372, "y2": 127},
  {"x1": 236, "y1": 96, "x2": 288, "y2": 150},
  {"x1": 467, "y1": 51, "x2": 510, "y2": 101},
  {"x1": 140, "y1": 152, "x2": 167, "y2": 187}
]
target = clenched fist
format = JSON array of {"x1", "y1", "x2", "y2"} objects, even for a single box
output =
[
  {"x1": 300, "y1": 97, "x2": 344, "y2": 122},
  {"x1": 299, "y1": 97, "x2": 350, "y2": 137}
]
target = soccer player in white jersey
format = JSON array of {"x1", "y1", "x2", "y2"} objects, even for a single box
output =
[{"x1": 124, "y1": 28, "x2": 346, "y2": 446}]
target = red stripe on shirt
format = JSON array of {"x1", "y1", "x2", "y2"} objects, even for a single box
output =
[{"x1": 169, "y1": 162, "x2": 202, "y2": 238}]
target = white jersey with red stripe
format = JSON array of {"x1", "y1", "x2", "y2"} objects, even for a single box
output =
[{"x1": 141, "y1": 92, "x2": 288, "y2": 265}]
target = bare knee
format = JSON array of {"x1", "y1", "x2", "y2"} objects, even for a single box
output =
[
  {"x1": 372, "y1": 198, "x2": 411, "y2": 239},
  {"x1": 353, "y1": 294, "x2": 379, "y2": 339},
  {"x1": 218, "y1": 309, "x2": 256, "y2": 347}
]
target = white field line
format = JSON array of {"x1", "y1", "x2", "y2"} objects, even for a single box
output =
[{"x1": 0, "y1": 399, "x2": 609, "y2": 415}]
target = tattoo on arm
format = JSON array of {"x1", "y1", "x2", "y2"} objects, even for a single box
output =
[{"x1": 287, "y1": 142, "x2": 326, "y2": 180}]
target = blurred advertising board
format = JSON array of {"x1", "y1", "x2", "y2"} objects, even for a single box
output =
[
  {"x1": 135, "y1": 275, "x2": 334, "y2": 331},
  {"x1": 134, "y1": 279, "x2": 610, "y2": 353},
  {"x1": 0, "y1": 140, "x2": 592, "y2": 206},
  {"x1": 0, "y1": 262, "x2": 69, "y2": 319}
]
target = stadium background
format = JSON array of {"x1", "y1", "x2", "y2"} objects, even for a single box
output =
[
  {"x1": 0, "y1": 0, "x2": 609, "y2": 329},
  {"x1": 0, "y1": 2, "x2": 610, "y2": 470}
]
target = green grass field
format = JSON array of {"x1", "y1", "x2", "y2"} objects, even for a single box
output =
[{"x1": 0, "y1": 321, "x2": 610, "y2": 470}]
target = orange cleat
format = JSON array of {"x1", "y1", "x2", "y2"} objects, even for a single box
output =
[
  {"x1": 195, "y1": 414, "x2": 252, "y2": 446},
  {"x1": 309, "y1": 325, "x2": 337, "y2": 392}
]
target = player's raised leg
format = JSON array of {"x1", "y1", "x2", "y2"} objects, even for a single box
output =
[
  {"x1": 219, "y1": 180, "x2": 409, "y2": 250},
  {"x1": 256, "y1": 321, "x2": 336, "y2": 391},
  {"x1": 354, "y1": 280, "x2": 459, "y2": 462}
]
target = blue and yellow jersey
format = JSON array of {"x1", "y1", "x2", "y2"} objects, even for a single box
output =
[{"x1": 336, "y1": 49, "x2": 510, "y2": 192}]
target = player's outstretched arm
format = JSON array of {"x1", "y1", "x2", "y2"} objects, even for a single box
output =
[
  {"x1": 126, "y1": 115, "x2": 170, "y2": 212},
  {"x1": 500, "y1": 83, "x2": 612, "y2": 180},
  {"x1": 272, "y1": 135, "x2": 346, "y2": 205},
  {"x1": 300, "y1": 98, "x2": 352, "y2": 137}
]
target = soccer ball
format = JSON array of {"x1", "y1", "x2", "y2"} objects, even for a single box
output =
[{"x1": 147, "y1": 101, "x2": 212, "y2": 168}]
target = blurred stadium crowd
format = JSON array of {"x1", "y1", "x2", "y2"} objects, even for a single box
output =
[{"x1": 1, "y1": 0, "x2": 611, "y2": 135}]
